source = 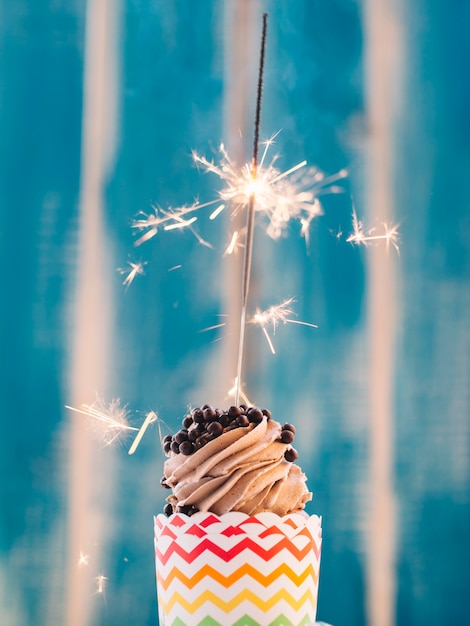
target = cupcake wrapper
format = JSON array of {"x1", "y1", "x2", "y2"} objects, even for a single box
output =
[{"x1": 155, "y1": 512, "x2": 322, "y2": 626}]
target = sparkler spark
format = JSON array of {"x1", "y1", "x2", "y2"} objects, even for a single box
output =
[
  {"x1": 130, "y1": 136, "x2": 347, "y2": 248},
  {"x1": 199, "y1": 322, "x2": 226, "y2": 332},
  {"x1": 251, "y1": 298, "x2": 318, "y2": 354},
  {"x1": 193, "y1": 140, "x2": 347, "y2": 241},
  {"x1": 65, "y1": 399, "x2": 137, "y2": 446},
  {"x1": 118, "y1": 260, "x2": 147, "y2": 289},
  {"x1": 132, "y1": 202, "x2": 213, "y2": 246},
  {"x1": 346, "y1": 209, "x2": 399, "y2": 252},
  {"x1": 95, "y1": 574, "x2": 108, "y2": 594},
  {"x1": 78, "y1": 551, "x2": 89, "y2": 567},
  {"x1": 228, "y1": 378, "x2": 252, "y2": 406},
  {"x1": 128, "y1": 411, "x2": 158, "y2": 455},
  {"x1": 224, "y1": 229, "x2": 245, "y2": 256}
]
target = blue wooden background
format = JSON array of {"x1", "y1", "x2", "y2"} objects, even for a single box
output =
[{"x1": 1, "y1": 1, "x2": 469, "y2": 625}]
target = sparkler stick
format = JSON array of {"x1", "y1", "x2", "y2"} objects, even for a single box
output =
[{"x1": 234, "y1": 13, "x2": 268, "y2": 404}]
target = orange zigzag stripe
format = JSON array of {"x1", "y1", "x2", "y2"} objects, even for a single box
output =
[
  {"x1": 156, "y1": 536, "x2": 320, "y2": 565},
  {"x1": 157, "y1": 561, "x2": 319, "y2": 590},
  {"x1": 160, "y1": 586, "x2": 316, "y2": 615}
]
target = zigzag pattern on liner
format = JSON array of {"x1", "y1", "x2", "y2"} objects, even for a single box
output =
[
  {"x1": 168, "y1": 614, "x2": 313, "y2": 626},
  {"x1": 156, "y1": 536, "x2": 319, "y2": 566},
  {"x1": 155, "y1": 513, "x2": 322, "y2": 539},
  {"x1": 157, "y1": 561, "x2": 319, "y2": 590},
  {"x1": 156, "y1": 525, "x2": 318, "y2": 557},
  {"x1": 157, "y1": 522, "x2": 316, "y2": 541},
  {"x1": 159, "y1": 586, "x2": 316, "y2": 614}
]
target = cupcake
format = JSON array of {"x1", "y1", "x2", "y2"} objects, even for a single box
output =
[{"x1": 155, "y1": 404, "x2": 322, "y2": 626}]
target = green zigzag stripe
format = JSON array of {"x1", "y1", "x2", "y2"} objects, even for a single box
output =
[{"x1": 168, "y1": 613, "x2": 312, "y2": 626}]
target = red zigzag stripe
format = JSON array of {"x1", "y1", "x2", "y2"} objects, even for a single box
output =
[{"x1": 156, "y1": 536, "x2": 320, "y2": 566}]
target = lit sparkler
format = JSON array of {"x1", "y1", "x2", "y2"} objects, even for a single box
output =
[
  {"x1": 130, "y1": 141, "x2": 346, "y2": 249},
  {"x1": 65, "y1": 399, "x2": 138, "y2": 446},
  {"x1": 347, "y1": 209, "x2": 399, "y2": 252},
  {"x1": 118, "y1": 260, "x2": 147, "y2": 289},
  {"x1": 127, "y1": 14, "x2": 348, "y2": 402},
  {"x1": 251, "y1": 298, "x2": 318, "y2": 354},
  {"x1": 192, "y1": 142, "x2": 347, "y2": 242}
]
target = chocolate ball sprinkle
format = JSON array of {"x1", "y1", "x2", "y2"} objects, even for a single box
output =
[
  {"x1": 203, "y1": 408, "x2": 217, "y2": 422},
  {"x1": 179, "y1": 440, "x2": 194, "y2": 455},
  {"x1": 193, "y1": 411, "x2": 204, "y2": 424},
  {"x1": 171, "y1": 441, "x2": 180, "y2": 454},
  {"x1": 228, "y1": 405, "x2": 242, "y2": 417},
  {"x1": 284, "y1": 447, "x2": 299, "y2": 462},
  {"x1": 177, "y1": 504, "x2": 198, "y2": 516},
  {"x1": 248, "y1": 408, "x2": 264, "y2": 423},
  {"x1": 195, "y1": 435, "x2": 209, "y2": 448},
  {"x1": 282, "y1": 423, "x2": 296, "y2": 434},
  {"x1": 163, "y1": 441, "x2": 171, "y2": 455},
  {"x1": 174, "y1": 430, "x2": 188, "y2": 444},
  {"x1": 280, "y1": 429, "x2": 295, "y2": 444},
  {"x1": 164, "y1": 503, "x2": 173, "y2": 517},
  {"x1": 236, "y1": 414, "x2": 250, "y2": 427},
  {"x1": 183, "y1": 415, "x2": 193, "y2": 428},
  {"x1": 207, "y1": 421, "x2": 223, "y2": 436},
  {"x1": 220, "y1": 413, "x2": 230, "y2": 427},
  {"x1": 188, "y1": 429, "x2": 199, "y2": 442}
]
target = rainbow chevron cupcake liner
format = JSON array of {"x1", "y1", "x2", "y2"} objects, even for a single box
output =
[{"x1": 154, "y1": 512, "x2": 322, "y2": 626}]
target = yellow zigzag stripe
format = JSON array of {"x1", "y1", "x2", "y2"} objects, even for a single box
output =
[
  {"x1": 158, "y1": 562, "x2": 318, "y2": 591},
  {"x1": 160, "y1": 587, "x2": 316, "y2": 615}
]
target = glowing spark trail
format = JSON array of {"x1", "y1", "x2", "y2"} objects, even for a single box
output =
[
  {"x1": 164, "y1": 216, "x2": 197, "y2": 231},
  {"x1": 228, "y1": 379, "x2": 252, "y2": 406},
  {"x1": 132, "y1": 201, "x2": 215, "y2": 246},
  {"x1": 209, "y1": 203, "x2": 225, "y2": 220},
  {"x1": 200, "y1": 322, "x2": 226, "y2": 332},
  {"x1": 95, "y1": 575, "x2": 108, "y2": 595},
  {"x1": 192, "y1": 143, "x2": 347, "y2": 242},
  {"x1": 118, "y1": 260, "x2": 147, "y2": 289},
  {"x1": 65, "y1": 399, "x2": 137, "y2": 446},
  {"x1": 78, "y1": 551, "x2": 89, "y2": 568},
  {"x1": 347, "y1": 209, "x2": 399, "y2": 252},
  {"x1": 251, "y1": 298, "x2": 318, "y2": 354},
  {"x1": 128, "y1": 411, "x2": 158, "y2": 455},
  {"x1": 130, "y1": 145, "x2": 345, "y2": 249},
  {"x1": 224, "y1": 229, "x2": 244, "y2": 256}
]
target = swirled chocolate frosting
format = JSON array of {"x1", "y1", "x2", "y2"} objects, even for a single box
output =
[{"x1": 160, "y1": 404, "x2": 312, "y2": 516}]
